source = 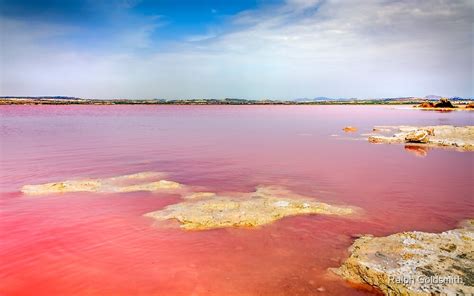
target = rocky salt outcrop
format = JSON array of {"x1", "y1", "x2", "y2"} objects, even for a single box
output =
[
  {"x1": 415, "y1": 99, "x2": 474, "y2": 111},
  {"x1": 416, "y1": 98, "x2": 457, "y2": 109},
  {"x1": 368, "y1": 125, "x2": 474, "y2": 151},
  {"x1": 144, "y1": 186, "x2": 358, "y2": 230},
  {"x1": 21, "y1": 171, "x2": 184, "y2": 195},
  {"x1": 418, "y1": 102, "x2": 435, "y2": 108},
  {"x1": 434, "y1": 98, "x2": 455, "y2": 108},
  {"x1": 333, "y1": 220, "x2": 474, "y2": 295}
]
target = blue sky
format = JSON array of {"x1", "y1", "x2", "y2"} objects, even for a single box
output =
[
  {"x1": 0, "y1": 0, "x2": 472, "y2": 99},
  {"x1": 0, "y1": 0, "x2": 261, "y2": 44}
]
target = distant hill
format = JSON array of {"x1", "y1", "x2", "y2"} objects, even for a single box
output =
[
  {"x1": 293, "y1": 97, "x2": 334, "y2": 102},
  {"x1": 423, "y1": 95, "x2": 466, "y2": 101},
  {"x1": 424, "y1": 95, "x2": 443, "y2": 100}
]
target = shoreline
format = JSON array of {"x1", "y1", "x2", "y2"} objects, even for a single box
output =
[
  {"x1": 1, "y1": 102, "x2": 473, "y2": 108},
  {"x1": 1, "y1": 98, "x2": 472, "y2": 107}
]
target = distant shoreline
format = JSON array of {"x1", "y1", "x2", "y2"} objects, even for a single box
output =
[{"x1": 1, "y1": 97, "x2": 472, "y2": 106}]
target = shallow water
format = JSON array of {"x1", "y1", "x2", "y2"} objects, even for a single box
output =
[{"x1": 0, "y1": 105, "x2": 472, "y2": 295}]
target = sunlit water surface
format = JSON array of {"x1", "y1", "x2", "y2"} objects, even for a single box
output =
[{"x1": 0, "y1": 105, "x2": 472, "y2": 296}]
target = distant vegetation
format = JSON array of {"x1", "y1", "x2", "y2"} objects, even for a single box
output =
[{"x1": 0, "y1": 96, "x2": 472, "y2": 105}]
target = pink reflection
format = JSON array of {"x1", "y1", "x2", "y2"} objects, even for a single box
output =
[{"x1": 404, "y1": 145, "x2": 430, "y2": 157}]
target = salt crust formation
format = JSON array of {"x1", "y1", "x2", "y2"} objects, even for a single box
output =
[
  {"x1": 144, "y1": 185, "x2": 357, "y2": 230},
  {"x1": 334, "y1": 220, "x2": 474, "y2": 295},
  {"x1": 368, "y1": 125, "x2": 474, "y2": 151}
]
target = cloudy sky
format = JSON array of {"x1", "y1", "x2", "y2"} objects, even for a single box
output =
[{"x1": 0, "y1": 0, "x2": 472, "y2": 99}]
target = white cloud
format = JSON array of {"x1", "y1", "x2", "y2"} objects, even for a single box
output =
[{"x1": 1, "y1": 0, "x2": 472, "y2": 99}]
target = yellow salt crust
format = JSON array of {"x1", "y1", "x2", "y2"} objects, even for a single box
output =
[
  {"x1": 144, "y1": 186, "x2": 358, "y2": 230},
  {"x1": 21, "y1": 171, "x2": 183, "y2": 195}
]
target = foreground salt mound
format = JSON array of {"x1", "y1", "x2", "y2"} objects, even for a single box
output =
[
  {"x1": 144, "y1": 186, "x2": 357, "y2": 230},
  {"x1": 334, "y1": 220, "x2": 474, "y2": 295},
  {"x1": 368, "y1": 125, "x2": 474, "y2": 151},
  {"x1": 21, "y1": 172, "x2": 183, "y2": 195}
]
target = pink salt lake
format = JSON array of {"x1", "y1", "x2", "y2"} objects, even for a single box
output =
[{"x1": 0, "y1": 105, "x2": 472, "y2": 295}]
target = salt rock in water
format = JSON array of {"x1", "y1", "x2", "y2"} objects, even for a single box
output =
[
  {"x1": 144, "y1": 186, "x2": 357, "y2": 230},
  {"x1": 21, "y1": 171, "x2": 183, "y2": 195},
  {"x1": 368, "y1": 125, "x2": 474, "y2": 151},
  {"x1": 372, "y1": 127, "x2": 393, "y2": 133},
  {"x1": 333, "y1": 219, "x2": 474, "y2": 295},
  {"x1": 21, "y1": 179, "x2": 102, "y2": 195},
  {"x1": 342, "y1": 126, "x2": 358, "y2": 133},
  {"x1": 404, "y1": 129, "x2": 431, "y2": 143}
]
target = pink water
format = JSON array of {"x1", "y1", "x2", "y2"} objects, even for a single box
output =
[{"x1": 0, "y1": 105, "x2": 472, "y2": 296}]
